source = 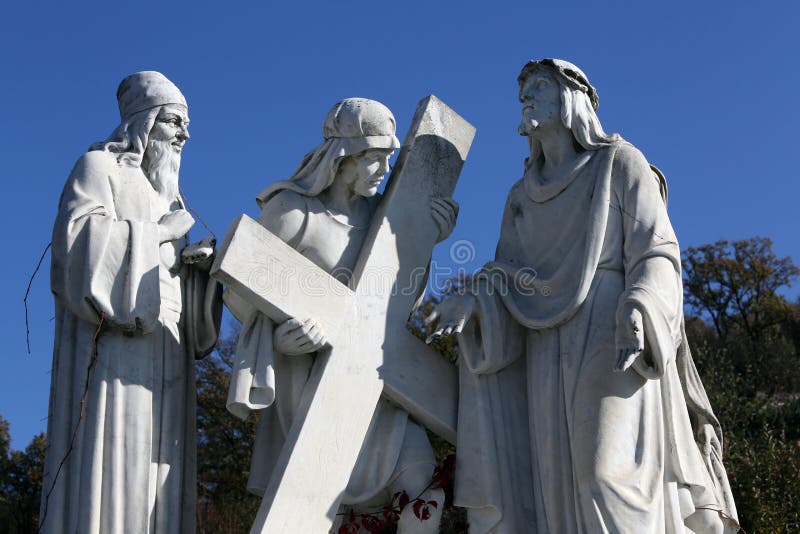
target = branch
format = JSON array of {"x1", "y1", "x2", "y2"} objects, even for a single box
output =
[
  {"x1": 23, "y1": 243, "x2": 51, "y2": 354},
  {"x1": 38, "y1": 313, "x2": 105, "y2": 532},
  {"x1": 180, "y1": 187, "x2": 216, "y2": 239}
]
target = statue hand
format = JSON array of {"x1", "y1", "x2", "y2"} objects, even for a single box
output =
[
  {"x1": 615, "y1": 304, "x2": 645, "y2": 372},
  {"x1": 424, "y1": 293, "x2": 475, "y2": 344},
  {"x1": 158, "y1": 209, "x2": 195, "y2": 243},
  {"x1": 181, "y1": 237, "x2": 216, "y2": 270},
  {"x1": 431, "y1": 197, "x2": 459, "y2": 243},
  {"x1": 274, "y1": 317, "x2": 328, "y2": 355}
]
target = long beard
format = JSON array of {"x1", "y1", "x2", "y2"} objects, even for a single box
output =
[{"x1": 142, "y1": 139, "x2": 182, "y2": 199}]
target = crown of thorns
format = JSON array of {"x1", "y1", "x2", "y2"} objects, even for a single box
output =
[{"x1": 518, "y1": 58, "x2": 599, "y2": 110}]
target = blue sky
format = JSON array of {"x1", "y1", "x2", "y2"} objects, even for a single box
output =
[{"x1": 1, "y1": 1, "x2": 798, "y2": 449}]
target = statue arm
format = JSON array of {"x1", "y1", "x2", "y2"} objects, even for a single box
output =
[
  {"x1": 613, "y1": 146, "x2": 683, "y2": 378},
  {"x1": 184, "y1": 265, "x2": 223, "y2": 359},
  {"x1": 225, "y1": 189, "x2": 313, "y2": 419},
  {"x1": 257, "y1": 190, "x2": 308, "y2": 246},
  {"x1": 51, "y1": 151, "x2": 161, "y2": 333}
]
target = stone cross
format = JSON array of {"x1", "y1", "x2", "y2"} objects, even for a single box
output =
[{"x1": 211, "y1": 96, "x2": 475, "y2": 533}]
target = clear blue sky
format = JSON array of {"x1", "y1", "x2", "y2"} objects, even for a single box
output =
[{"x1": 2, "y1": 1, "x2": 798, "y2": 449}]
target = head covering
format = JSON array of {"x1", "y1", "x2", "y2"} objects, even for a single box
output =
[
  {"x1": 116, "y1": 71, "x2": 187, "y2": 120},
  {"x1": 518, "y1": 58, "x2": 599, "y2": 110},
  {"x1": 256, "y1": 98, "x2": 400, "y2": 207}
]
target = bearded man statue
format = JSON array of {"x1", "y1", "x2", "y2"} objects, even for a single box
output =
[
  {"x1": 41, "y1": 71, "x2": 222, "y2": 533},
  {"x1": 428, "y1": 59, "x2": 739, "y2": 533}
]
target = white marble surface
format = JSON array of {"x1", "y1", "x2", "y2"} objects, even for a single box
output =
[
  {"x1": 41, "y1": 71, "x2": 221, "y2": 534},
  {"x1": 428, "y1": 59, "x2": 739, "y2": 534},
  {"x1": 213, "y1": 97, "x2": 474, "y2": 533}
]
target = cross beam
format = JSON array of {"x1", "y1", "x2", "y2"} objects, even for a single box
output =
[{"x1": 211, "y1": 95, "x2": 475, "y2": 533}]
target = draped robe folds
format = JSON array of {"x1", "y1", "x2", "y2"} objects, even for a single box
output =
[
  {"x1": 226, "y1": 191, "x2": 433, "y2": 507},
  {"x1": 455, "y1": 142, "x2": 739, "y2": 533},
  {"x1": 42, "y1": 150, "x2": 222, "y2": 534}
]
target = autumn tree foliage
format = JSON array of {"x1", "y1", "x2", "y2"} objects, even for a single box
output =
[{"x1": 683, "y1": 237, "x2": 800, "y2": 531}]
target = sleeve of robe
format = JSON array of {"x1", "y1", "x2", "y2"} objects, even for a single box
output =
[
  {"x1": 226, "y1": 194, "x2": 309, "y2": 420},
  {"x1": 613, "y1": 145, "x2": 739, "y2": 525},
  {"x1": 51, "y1": 151, "x2": 162, "y2": 334},
  {"x1": 611, "y1": 145, "x2": 684, "y2": 380},
  {"x1": 184, "y1": 264, "x2": 223, "y2": 359},
  {"x1": 452, "y1": 185, "x2": 530, "y2": 530}
]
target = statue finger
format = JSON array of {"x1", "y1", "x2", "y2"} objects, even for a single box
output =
[
  {"x1": 434, "y1": 198, "x2": 458, "y2": 220},
  {"x1": 621, "y1": 350, "x2": 639, "y2": 372},
  {"x1": 430, "y1": 202, "x2": 452, "y2": 224},
  {"x1": 283, "y1": 317, "x2": 304, "y2": 329},
  {"x1": 443, "y1": 325, "x2": 454, "y2": 336},
  {"x1": 299, "y1": 319, "x2": 317, "y2": 336},
  {"x1": 430, "y1": 197, "x2": 446, "y2": 209},
  {"x1": 274, "y1": 320, "x2": 293, "y2": 336},
  {"x1": 449, "y1": 199, "x2": 460, "y2": 215},
  {"x1": 281, "y1": 323, "x2": 305, "y2": 338},
  {"x1": 310, "y1": 336, "x2": 327, "y2": 351},
  {"x1": 309, "y1": 328, "x2": 326, "y2": 346},
  {"x1": 423, "y1": 309, "x2": 440, "y2": 325},
  {"x1": 430, "y1": 210, "x2": 447, "y2": 231},
  {"x1": 425, "y1": 328, "x2": 444, "y2": 344},
  {"x1": 432, "y1": 197, "x2": 458, "y2": 213},
  {"x1": 304, "y1": 321, "x2": 320, "y2": 336},
  {"x1": 292, "y1": 343, "x2": 313, "y2": 355},
  {"x1": 454, "y1": 317, "x2": 467, "y2": 334},
  {"x1": 614, "y1": 349, "x2": 627, "y2": 372}
]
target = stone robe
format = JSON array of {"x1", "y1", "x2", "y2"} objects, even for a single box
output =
[
  {"x1": 455, "y1": 142, "x2": 738, "y2": 533},
  {"x1": 42, "y1": 150, "x2": 222, "y2": 534},
  {"x1": 226, "y1": 190, "x2": 435, "y2": 507}
]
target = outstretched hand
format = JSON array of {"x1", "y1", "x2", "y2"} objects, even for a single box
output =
[
  {"x1": 431, "y1": 197, "x2": 459, "y2": 243},
  {"x1": 615, "y1": 304, "x2": 645, "y2": 372},
  {"x1": 424, "y1": 293, "x2": 476, "y2": 344}
]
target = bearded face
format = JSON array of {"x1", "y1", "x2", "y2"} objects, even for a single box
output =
[
  {"x1": 141, "y1": 104, "x2": 190, "y2": 199},
  {"x1": 518, "y1": 70, "x2": 561, "y2": 137}
]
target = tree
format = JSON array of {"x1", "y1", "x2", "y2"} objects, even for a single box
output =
[
  {"x1": 0, "y1": 415, "x2": 46, "y2": 534},
  {"x1": 195, "y1": 322, "x2": 260, "y2": 533},
  {"x1": 407, "y1": 278, "x2": 469, "y2": 534},
  {"x1": 682, "y1": 237, "x2": 800, "y2": 531},
  {"x1": 684, "y1": 237, "x2": 800, "y2": 395}
]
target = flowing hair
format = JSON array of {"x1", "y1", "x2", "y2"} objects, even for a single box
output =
[
  {"x1": 88, "y1": 107, "x2": 160, "y2": 167},
  {"x1": 558, "y1": 84, "x2": 620, "y2": 150}
]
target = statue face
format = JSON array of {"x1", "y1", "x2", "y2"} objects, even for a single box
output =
[
  {"x1": 149, "y1": 104, "x2": 190, "y2": 153},
  {"x1": 341, "y1": 148, "x2": 394, "y2": 197},
  {"x1": 519, "y1": 70, "x2": 561, "y2": 136}
]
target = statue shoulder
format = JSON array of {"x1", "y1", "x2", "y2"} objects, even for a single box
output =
[
  {"x1": 62, "y1": 150, "x2": 122, "y2": 196},
  {"x1": 69, "y1": 150, "x2": 119, "y2": 185},
  {"x1": 611, "y1": 143, "x2": 650, "y2": 176},
  {"x1": 76, "y1": 149, "x2": 119, "y2": 172},
  {"x1": 610, "y1": 143, "x2": 668, "y2": 204},
  {"x1": 257, "y1": 189, "x2": 310, "y2": 243}
]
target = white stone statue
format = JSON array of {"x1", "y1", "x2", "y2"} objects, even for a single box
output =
[
  {"x1": 427, "y1": 59, "x2": 739, "y2": 533},
  {"x1": 41, "y1": 71, "x2": 222, "y2": 533},
  {"x1": 226, "y1": 98, "x2": 458, "y2": 532}
]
